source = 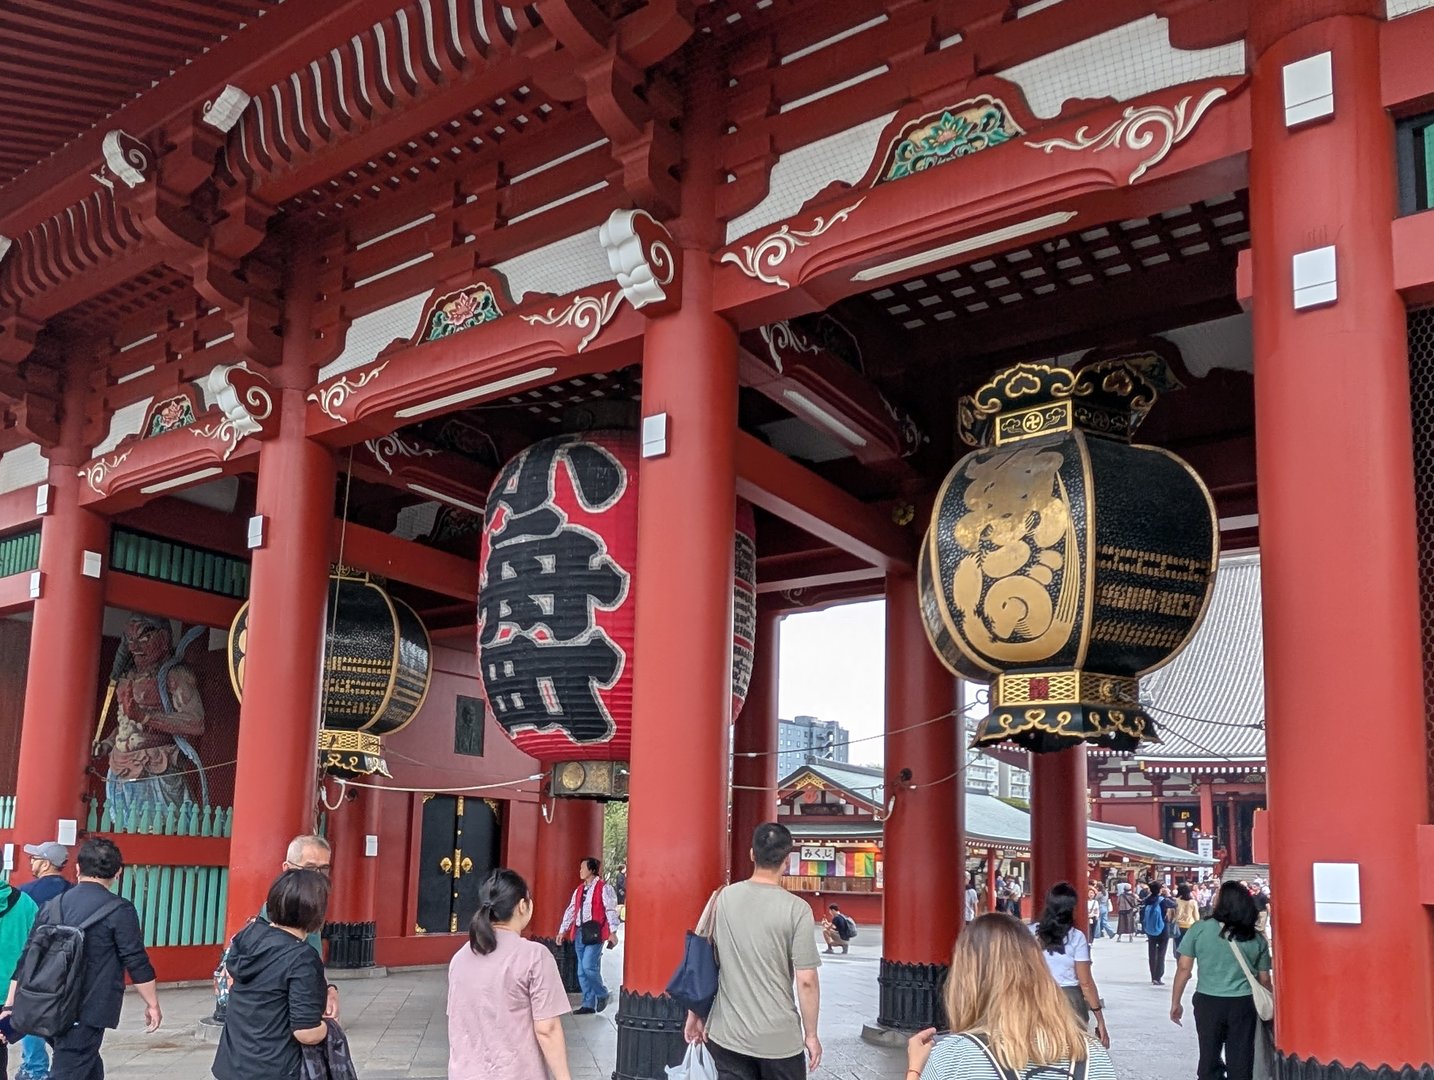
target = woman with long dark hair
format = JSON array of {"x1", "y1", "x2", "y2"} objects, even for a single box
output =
[
  {"x1": 212, "y1": 869, "x2": 331, "y2": 1080},
  {"x1": 906, "y1": 913, "x2": 1117, "y2": 1080},
  {"x1": 447, "y1": 868, "x2": 573, "y2": 1080},
  {"x1": 1173, "y1": 882, "x2": 1200, "y2": 947},
  {"x1": 1170, "y1": 881, "x2": 1273, "y2": 1080},
  {"x1": 1030, "y1": 883, "x2": 1110, "y2": 1048}
]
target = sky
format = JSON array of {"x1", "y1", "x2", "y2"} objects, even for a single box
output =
[{"x1": 777, "y1": 599, "x2": 887, "y2": 767}]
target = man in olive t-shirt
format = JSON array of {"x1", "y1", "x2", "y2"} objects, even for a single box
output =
[{"x1": 686, "y1": 822, "x2": 822, "y2": 1080}]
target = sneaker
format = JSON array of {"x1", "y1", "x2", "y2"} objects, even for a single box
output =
[
  {"x1": 574, "y1": 1006, "x2": 596, "y2": 1015},
  {"x1": 596, "y1": 996, "x2": 609, "y2": 1013}
]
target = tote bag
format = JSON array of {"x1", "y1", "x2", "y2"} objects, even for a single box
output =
[{"x1": 665, "y1": 887, "x2": 723, "y2": 1018}]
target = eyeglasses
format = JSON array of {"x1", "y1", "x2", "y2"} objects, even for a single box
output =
[{"x1": 286, "y1": 862, "x2": 332, "y2": 878}]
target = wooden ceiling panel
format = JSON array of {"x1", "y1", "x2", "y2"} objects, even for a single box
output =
[{"x1": 0, "y1": 0, "x2": 281, "y2": 188}]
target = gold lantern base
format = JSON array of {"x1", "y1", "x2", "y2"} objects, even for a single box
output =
[
  {"x1": 318, "y1": 729, "x2": 392, "y2": 779},
  {"x1": 971, "y1": 670, "x2": 1157, "y2": 753},
  {"x1": 551, "y1": 760, "x2": 629, "y2": 800}
]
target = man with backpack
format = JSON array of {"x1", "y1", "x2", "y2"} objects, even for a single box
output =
[
  {"x1": 821, "y1": 904, "x2": 857, "y2": 954},
  {"x1": 1141, "y1": 882, "x2": 1179, "y2": 986},
  {"x1": 2, "y1": 837, "x2": 162, "y2": 1080},
  {"x1": 16, "y1": 840, "x2": 71, "y2": 1080},
  {"x1": 0, "y1": 874, "x2": 39, "y2": 1075}
]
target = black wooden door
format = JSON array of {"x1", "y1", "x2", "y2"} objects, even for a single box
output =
[
  {"x1": 416, "y1": 795, "x2": 459, "y2": 934},
  {"x1": 416, "y1": 795, "x2": 504, "y2": 934}
]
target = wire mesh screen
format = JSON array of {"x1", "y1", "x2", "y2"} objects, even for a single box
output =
[
  {"x1": 87, "y1": 607, "x2": 239, "y2": 836},
  {"x1": 0, "y1": 616, "x2": 31, "y2": 814},
  {"x1": 1408, "y1": 306, "x2": 1434, "y2": 807}
]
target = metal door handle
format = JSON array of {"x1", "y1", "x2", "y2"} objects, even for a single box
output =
[
  {"x1": 460, "y1": 856, "x2": 474, "y2": 876},
  {"x1": 439, "y1": 856, "x2": 453, "y2": 875}
]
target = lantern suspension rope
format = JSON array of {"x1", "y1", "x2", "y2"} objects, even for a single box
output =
[
  {"x1": 1144, "y1": 702, "x2": 1265, "y2": 730},
  {"x1": 332, "y1": 774, "x2": 546, "y2": 795},
  {"x1": 316, "y1": 447, "x2": 359, "y2": 815},
  {"x1": 731, "y1": 706, "x2": 969, "y2": 760}
]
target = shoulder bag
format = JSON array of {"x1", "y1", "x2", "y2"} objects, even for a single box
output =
[
  {"x1": 665, "y1": 887, "x2": 723, "y2": 1018},
  {"x1": 1227, "y1": 937, "x2": 1275, "y2": 1022}
]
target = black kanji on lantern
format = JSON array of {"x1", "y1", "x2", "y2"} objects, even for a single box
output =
[{"x1": 478, "y1": 437, "x2": 631, "y2": 744}]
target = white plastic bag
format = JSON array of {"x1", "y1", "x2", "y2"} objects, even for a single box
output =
[{"x1": 666, "y1": 1041, "x2": 718, "y2": 1080}]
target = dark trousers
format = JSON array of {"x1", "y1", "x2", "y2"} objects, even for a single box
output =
[
  {"x1": 1193, "y1": 992, "x2": 1258, "y2": 1080},
  {"x1": 1147, "y1": 931, "x2": 1170, "y2": 982},
  {"x1": 708, "y1": 1039, "x2": 806, "y2": 1080},
  {"x1": 51, "y1": 1023, "x2": 107, "y2": 1080}
]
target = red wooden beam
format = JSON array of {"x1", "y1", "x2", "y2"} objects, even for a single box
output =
[
  {"x1": 1382, "y1": 5, "x2": 1434, "y2": 111},
  {"x1": 1393, "y1": 211, "x2": 1434, "y2": 307},
  {"x1": 105, "y1": 572, "x2": 244, "y2": 629},
  {"x1": 0, "y1": 486, "x2": 40, "y2": 534},
  {"x1": 756, "y1": 546, "x2": 884, "y2": 594},
  {"x1": 0, "y1": 570, "x2": 33, "y2": 616},
  {"x1": 734, "y1": 431, "x2": 913, "y2": 571},
  {"x1": 332, "y1": 521, "x2": 477, "y2": 600}
]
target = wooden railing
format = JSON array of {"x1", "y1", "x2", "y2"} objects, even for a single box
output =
[
  {"x1": 111, "y1": 528, "x2": 250, "y2": 599},
  {"x1": 782, "y1": 875, "x2": 879, "y2": 893},
  {"x1": 0, "y1": 530, "x2": 40, "y2": 578},
  {"x1": 87, "y1": 800, "x2": 234, "y2": 838},
  {"x1": 117, "y1": 863, "x2": 230, "y2": 947}
]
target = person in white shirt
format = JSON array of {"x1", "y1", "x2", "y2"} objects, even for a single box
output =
[
  {"x1": 1030, "y1": 882, "x2": 1110, "y2": 1048},
  {"x1": 556, "y1": 857, "x2": 621, "y2": 1014},
  {"x1": 964, "y1": 873, "x2": 980, "y2": 924}
]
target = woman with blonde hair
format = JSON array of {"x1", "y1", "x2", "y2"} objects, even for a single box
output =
[{"x1": 907, "y1": 913, "x2": 1117, "y2": 1080}]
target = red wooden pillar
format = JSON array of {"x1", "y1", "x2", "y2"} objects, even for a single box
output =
[
  {"x1": 614, "y1": 252, "x2": 738, "y2": 1078},
  {"x1": 1251, "y1": 4, "x2": 1434, "y2": 1073},
  {"x1": 1198, "y1": 778, "x2": 1215, "y2": 836},
  {"x1": 1030, "y1": 747, "x2": 1089, "y2": 930},
  {"x1": 731, "y1": 606, "x2": 781, "y2": 876},
  {"x1": 532, "y1": 796, "x2": 603, "y2": 994},
  {"x1": 12, "y1": 396, "x2": 108, "y2": 876},
  {"x1": 225, "y1": 387, "x2": 335, "y2": 935},
  {"x1": 325, "y1": 788, "x2": 382, "y2": 967},
  {"x1": 878, "y1": 570, "x2": 961, "y2": 1031},
  {"x1": 985, "y1": 849, "x2": 998, "y2": 913}
]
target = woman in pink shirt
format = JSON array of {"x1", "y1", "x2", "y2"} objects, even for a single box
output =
[{"x1": 447, "y1": 869, "x2": 573, "y2": 1080}]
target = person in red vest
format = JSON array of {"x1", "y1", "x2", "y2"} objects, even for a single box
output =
[{"x1": 557, "y1": 857, "x2": 621, "y2": 1014}]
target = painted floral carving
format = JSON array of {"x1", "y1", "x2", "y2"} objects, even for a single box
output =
[
  {"x1": 426, "y1": 283, "x2": 503, "y2": 340},
  {"x1": 79, "y1": 450, "x2": 132, "y2": 494},
  {"x1": 520, "y1": 291, "x2": 623, "y2": 352},
  {"x1": 147, "y1": 395, "x2": 198, "y2": 437},
  {"x1": 720, "y1": 200, "x2": 865, "y2": 289},
  {"x1": 1026, "y1": 88, "x2": 1228, "y2": 184},
  {"x1": 308, "y1": 362, "x2": 388, "y2": 422},
  {"x1": 880, "y1": 97, "x2": 1023, "y2": 183}
]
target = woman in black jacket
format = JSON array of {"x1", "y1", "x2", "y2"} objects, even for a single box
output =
[{"x1": 213, "y1": 869, "x2": 331, "y2": 1080}]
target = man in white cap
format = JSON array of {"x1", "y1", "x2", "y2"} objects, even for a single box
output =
[{"x1": 16, "y1": 841, "x2": 71, "y2": 1080}]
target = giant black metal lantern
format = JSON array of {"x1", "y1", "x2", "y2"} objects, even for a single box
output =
[
  {"x1": 228, "y1": 569, "x2": 433, "y2": 776},
  {"x1": 919, "y1": 360, "x2": 1218, "y2": 752}
]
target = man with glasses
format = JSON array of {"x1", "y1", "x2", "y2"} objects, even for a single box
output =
[
  {"x1": 15, "y1": 842, "x2": 70, "y2": 1080},
  {"x1": 213, "y1": 834, "x2": 339, "y2": 1022},
  {"x1": 3, "y1": 838, "x2": 162, "y2": 1080}
]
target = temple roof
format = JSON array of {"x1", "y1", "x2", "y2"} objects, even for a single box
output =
[
  {"x1": 1135, "y1": 552, "x2": 1266, "y2": 770},
  {"x1": 777, "y1": 759, "x2": 885, "y2": 808},
  {"x1": 782, "y1": 763, "x2": 1214, "y2": 867}
]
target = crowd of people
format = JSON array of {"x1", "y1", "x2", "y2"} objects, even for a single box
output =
[{"x1": 0, "y1": 824, "x2": 1278, "y2": 1080}]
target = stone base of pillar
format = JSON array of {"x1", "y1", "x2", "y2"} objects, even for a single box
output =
[
  {"x1": 535, "y1": 936, "x2": 582, "y2": 995},
  {"x1": 876, "y1": 959, "x2": 949, "y2": 1032},
  {"x1": 613, "y1": 989, "x2": 687, "y2": 1080},
  {"x1": 322, "y1": 921, "x2": 376, "y2": 968},
  {"x1": 1275, "y1": 1054, "x2": 1434, "y2": 1080}
]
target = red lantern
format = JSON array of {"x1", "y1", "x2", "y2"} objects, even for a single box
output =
[{"x1": 477, "y1": 431, "x2": 755, "y2": 796}]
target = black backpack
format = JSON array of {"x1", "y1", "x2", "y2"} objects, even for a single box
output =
[
  {"x1": 11, "y1": 894, "x2": 122, "y2": 1038},
  {"x1": 837, "y1": 914, "x2": 857, "y2": 940}
]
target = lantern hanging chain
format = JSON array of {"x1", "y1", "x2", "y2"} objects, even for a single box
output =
[
  {"x1": 314, "y1": 447, "x2": 358, "y2": 820},
  {"x1": 1144, "y1": 701, "x2": 1265, "y2": 730}
]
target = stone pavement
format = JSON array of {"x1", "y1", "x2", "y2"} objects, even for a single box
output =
[{"x1": 54, "y1": 927, "x2": 1201, "y2": 1080}]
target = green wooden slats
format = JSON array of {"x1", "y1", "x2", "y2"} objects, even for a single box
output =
[
  {"x1": 121, "y1": 864, "x2": 228, "y2": 948},
  {"x1": 0, "y1": 530, "x2": 40, "y2": 578},
  {"x1": 93, "y1": 801, "x2": 233, "y2": 837},
  {"x1": 0, "y1": 795, "x2": 16, "y2": 828},
  {"x1": 109, "y1": 528, "x2": 250, "y2": 599}
]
